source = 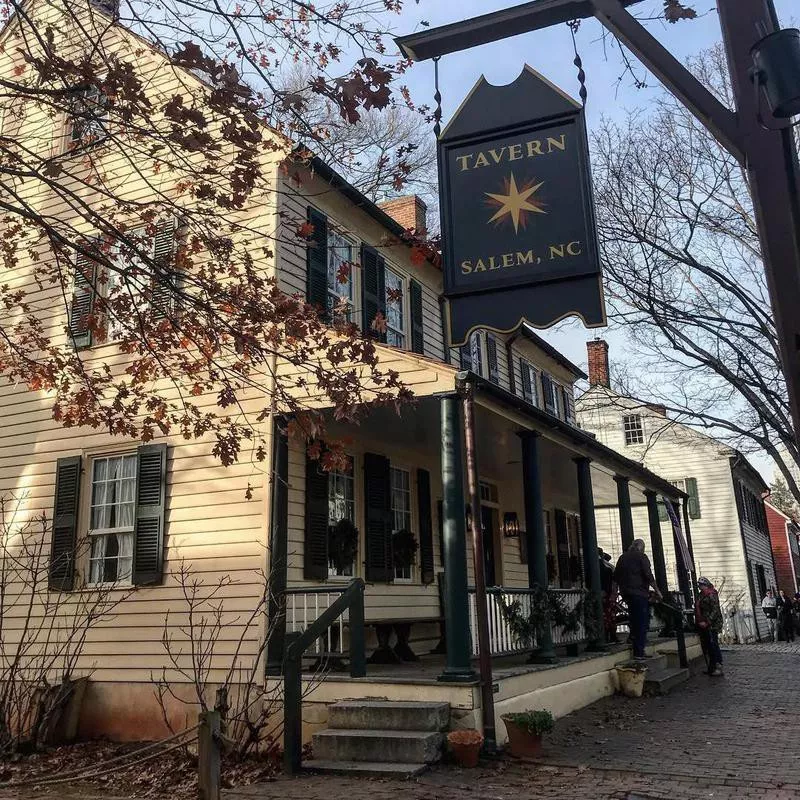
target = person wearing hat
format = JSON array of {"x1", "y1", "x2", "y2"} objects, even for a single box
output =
[{"x1": 695, "y1": 577, "x2": 724, "y2": 676}]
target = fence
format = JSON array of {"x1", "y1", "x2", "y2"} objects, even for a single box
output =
[
  {"x1": 467, "y1": 587, "x2": 587, "y2": 656},
  {"x1": 285, "y1": 585, "x2": 349, "y2": 659}
]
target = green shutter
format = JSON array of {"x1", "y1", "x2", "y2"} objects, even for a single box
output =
[
  {"x1": 306, "y1": 207, "x2": 328, "y2": 313},
  {"x1": 151, "y1": 219, "x2": 178, "y2": 320},
  {"x1": 69, "y1": 250, "x2": 96, "y2": 348},
  {"x1": 520, "y1": 359, "x2": 532, "y2": 403},
  {"x1": 132, "y1": 443, "x2": 167, "y2": 585},
  {"x1": 49, "y1": 456, "x2": 82, "y2": 591},
  {"x1": 364, "y1": 452, "x2": 392, "y2": 582},
  {"x1": 459, "y1": 341, "x2": 473, "y2": 371},
  {"x1": 686, "y1": 477, "x2": 701, "y2": 519},
  {"x1": 657, "y1": 499, "x2": 669, "y2": 522},
  {"x1": 361, "y1": 245, "x2": 386, "y2": 342},
  {"x1": 304, "y1": 454, "x2": 329, "y2": 580},
  {"x1": 542, "y1": 373, "x2": 555, "y2": 414},
  {"x1": 409, "y1": 279, "x2": 424, "y2": 354},
  {"x1": 417, "y1": 468, "x2": 434, "y2": 584},
  {"x1": 486, "y1": 336, "x2": 499, "y2": 384}
]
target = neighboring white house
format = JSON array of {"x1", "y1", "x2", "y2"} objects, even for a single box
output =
[{"x1": 576, "y1": 340, "x2": 776, "y2": 643}]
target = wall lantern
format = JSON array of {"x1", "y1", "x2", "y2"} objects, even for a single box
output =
[
  {"x1": 751, "y1": 28, "x2": 800, "y2": 119},
  {"x1": 502, "y1": 511, "x2": 521, "y2": 539}
]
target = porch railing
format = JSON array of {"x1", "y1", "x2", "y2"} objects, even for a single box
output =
[
  {"x1": 285, "y1": 585, "x2": 349, "y2": 659},
  {"x1": 467, "y1": 587, "x2": 588, "y2": 656}
]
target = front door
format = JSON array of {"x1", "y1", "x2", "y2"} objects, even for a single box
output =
[{"x1": 481, "y1": 504, "x2": 497, "y2": 587}]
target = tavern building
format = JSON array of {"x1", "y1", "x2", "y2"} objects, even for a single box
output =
[{"x1": 0, "y1": 0, "x2": 702, "y2": 758}]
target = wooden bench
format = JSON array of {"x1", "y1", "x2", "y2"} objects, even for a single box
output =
[{"x1": 366, "y1": 617, "x2": 444, "y2": 664}]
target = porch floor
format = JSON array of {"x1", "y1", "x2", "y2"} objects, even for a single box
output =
[{"x1": 304, "y1": 640, "x2": 652, "y2": 684}]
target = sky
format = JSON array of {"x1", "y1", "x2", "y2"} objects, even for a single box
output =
[{"x1": 390, "y1": 0, "x2": 795, "y2": 482}]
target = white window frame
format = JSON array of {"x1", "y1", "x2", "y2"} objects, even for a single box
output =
[
  {"x1": 88, "y1": 453, "x2": 137, "y2": 586},
  {"x1": 326, "y1": 228, "x2": 355, "y2": 321},
  {"x1": 390, "y1": 466, "x2": 414, "y2": 582},
  {"x1": 69, "y1": 82, "x2": 109, "y2": 149},
  {"x1": 385, "y1": 266, "x2": 406, "y2": 348},
  {"x1": 622, "y1": 413, "x2": 645, "y2": 446},
  {"x1": 328, "y1": 456, "x2": 356, "y2": 579}
]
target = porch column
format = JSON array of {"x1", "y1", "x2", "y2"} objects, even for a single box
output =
[
  {"x1": 520, "y1": 431, "x2": 557, "y2": 662},
  {"x1": 266, "y1": 416, "x2": 289, "y2": 676},
  {"x1": 681, "y1": 500, "x2": 699, "y2": 601},
  {"x1": 614, "y1": 475, "x2": 635, "y2": 552},
  {"x1": 438, "y1": 395, "x2": 476, "y2": 682},
  {"x1": 644, "y1": 490, "x2": 669, "y2": 598},
  {"x1": 574, "y1": 457, "x2": 604, "y2": 651}
]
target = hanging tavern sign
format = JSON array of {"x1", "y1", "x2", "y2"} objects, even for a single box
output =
[{"x1": 439, "y1": 66, "x2": 606, "y2": 346}]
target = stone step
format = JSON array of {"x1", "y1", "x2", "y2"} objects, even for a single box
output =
[
  {"x1": 640, "y1": 653, "x2": 668, "y2": 671},
  {"x1": 644, "y1": 667, "x2": 690, "y2": 695},
  {"x1": 312, "y1": 728, "x2": 444, "y2": 764},
  {"x1": 328, "y1": 700, "x2": 450, "y2": 732},
  {"x1": 302, "y1": 760, "x2": 429, "y2": 778}
]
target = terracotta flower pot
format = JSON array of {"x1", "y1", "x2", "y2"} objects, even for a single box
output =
[
  {"x1": 447, "y1": 729, "x2": 483, "y2": 768},
  {"x1": 502, "y1": 718, "x2": 543, "y2": 759}
]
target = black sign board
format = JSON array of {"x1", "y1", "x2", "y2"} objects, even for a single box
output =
[{"x1": 439, "y1": 66, "x2": 606, "y2": 346}]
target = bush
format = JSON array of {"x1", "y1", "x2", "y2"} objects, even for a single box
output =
[{"x1": 501, "y1": 709, "x2": 554, "y2": 736}]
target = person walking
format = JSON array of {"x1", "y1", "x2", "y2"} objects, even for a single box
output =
[
  {"x1": 695, "y1": 577, "x2": 724, "y2": 676},
  {"x1": 598, "y1": 549, "x2": 619, "y2": 644},
  {"x1": 762, "y1": 589, "x2": 778, "y2": 642},
  {"x1": 778, "y1": 589, "x2": 795, "y2": 642},
  {"x1": 614, "y1": 539, "x2": 662, "y2": 660}
]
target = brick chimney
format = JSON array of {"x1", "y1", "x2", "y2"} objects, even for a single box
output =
[
  {"x1": 378, "y1": 195, "x2": 427, "y2": 235},
  {"x1": 646, "y1": 403, "x2": 667, "y2": 417},
  {"x1": 587, "y1": 339, "x2": 610, "y2": 388}
]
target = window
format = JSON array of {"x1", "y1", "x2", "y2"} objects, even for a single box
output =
[
  {"x1": 327, "y1": 229, "x2": 353, "y2": 320},
  {"x1": 479, "y1": 481, "x2": 498, "y2": 505},
  {"x1": 391, "y1": 467, "x2": 413, "y2": 580},
  {"x1": 89, "y1": 454, "x2": 136, "y2": 584},
  {"x1": 385, "y1": 268, "x2": 405, "y2": 348},
  {"x1": 542, "y1": 373, "x2": 557, "y2": 415},
  {"x1": 755, "y1": 563, "x2": 767, "y2": 599},
  {"x1": 70, "y1": 84, "x2": 108, "y2": 147},
  {"x1": 622, "y1": 414, "x2": 644, "y2": 445},
  {"x1": 328, "y1": 458, "x2": 355, "y2": 577},
  {"x1": 519, "y1": 359, "x2": 539, "y2": 406}
]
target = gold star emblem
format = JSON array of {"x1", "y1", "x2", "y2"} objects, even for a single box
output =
[{"x1": 485, "y1": 173, "x2": 547, "y2": 233}]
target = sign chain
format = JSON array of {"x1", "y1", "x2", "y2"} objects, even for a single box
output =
[{"x1": 568, "y1": 20, "x2": 587, "y2": 106}]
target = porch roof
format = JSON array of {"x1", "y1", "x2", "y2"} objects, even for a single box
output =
[{"x1": 464, "y1": 372, "x2": 686, "y2": 501}]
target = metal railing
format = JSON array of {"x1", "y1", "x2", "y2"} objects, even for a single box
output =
[
  {"x1": 285, "y1": 585, "x2": 349, "y2": 659},
  {"x1": 467, "y1": 586, "x2": 588, "y2": 656},
  {"x1": 284, "y1": 578, "x2": 366, "y2": 775}
]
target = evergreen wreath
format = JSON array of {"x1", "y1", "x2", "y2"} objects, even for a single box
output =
[
  {"x1": 392, "y1": 528, "x2": 418, "y2": 570},
  {"x1": 328, "y1": 518, "x2": 359, "y2": 575}
]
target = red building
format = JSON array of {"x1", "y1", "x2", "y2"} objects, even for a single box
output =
[{"x1": 765, "y1": 502, "x2": 800, "y2": 594}]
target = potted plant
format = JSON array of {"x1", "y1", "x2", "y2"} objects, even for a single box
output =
[
  {"x1": 501, "y1": 709, "x2": 554, "y2": 758},
  {"x1": 328, "y1": 518, "x2": 358, "y2": 576},
  {"x1": 447, "y1": 728, "x2": 483, "y2": 767},
  {"x1": 615, "y1": 660, "x2": 648, "y2": 697},
  {"x1": 392, "y1": 528, "x2": 418, "y2": 571}
]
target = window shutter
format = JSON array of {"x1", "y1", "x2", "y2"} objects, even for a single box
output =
[
  {"x1": 304, "y1": 454, "x2": 329, "y2": 580},
  {"x1": 306, "y1": 207, "x2": 328, "y2": 313},
  {"x1": 657, "y1": 499, "x2": 669, "y2": 522},
  {"x1": 563, "y1": 387, "x2": 575, "y2": 422},
  {"x1": 417, "y1": 468, "x2": 434, "y2": 584},
  {"x1": 409, "y1": 279, "x2": 424, "y2": 355},
  {"x1": 151, "y1": 219, "x2": 178, "y2": 320},
  {"x1": 49, "y1": 456, "x2": 82, "y2": 591},
  {"x1": 132, "y1": 443, "x2": 167, "y2": 585},
  {"x1": 459, "y1": 341, "x2": 473, "y2": 371},
  {"x1": 486, "y1": 336, "x2": 499, "y2": 384},
  {"x1": 69, "y1": 250, "x2": 96, "y2": 348},
  {"x1": 686, "y1": 477, "x2": 701, "y2": 519},
  {"x1": 542, "y1": 373, "x2": 556, "y2": 414},
  {"x1": 361, "y1": 244, "x2": 386, "y2": 342},
  {"x1": 364, "y1": 452, "x2": 392, "y2": 582},
  {"x1": 520, "y1": 360, "x2": 532, "y2": 403}
]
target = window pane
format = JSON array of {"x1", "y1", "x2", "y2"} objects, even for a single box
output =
[
  {"x1": 385, "y1": 269, "x2": 405, "y2": 346},
  {"x1": 328, "y1": 457, "x2": 355, "y2": 577},
  {"x1": 391, "y1": 467, "x2": 412, "y2": 580}
]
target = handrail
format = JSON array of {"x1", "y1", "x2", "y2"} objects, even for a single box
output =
[
  {"x1": 283, "y1": 578, "x2": 366, "y2": 775},
  {"x1": 285, "y1": 585, "x2": 348, "y2": 595},
  {"x1": 655, "y1": 599, "x2": 687, "y2": 668}
]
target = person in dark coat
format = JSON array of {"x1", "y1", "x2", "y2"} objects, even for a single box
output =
[
  {"x1": 778, "y1": 590, "x2": 795, "y2": 642},
  {"x1": 614, "y1": 539, "x2": 663, "y2": 660}
]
